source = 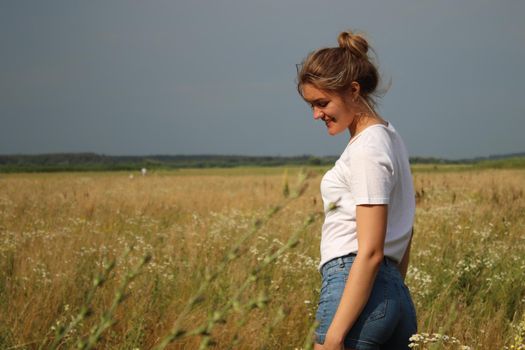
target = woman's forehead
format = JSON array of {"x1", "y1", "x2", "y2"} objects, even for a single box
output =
[{"x1": 301, "y1": 84, "x2": 330, "y2": 101}]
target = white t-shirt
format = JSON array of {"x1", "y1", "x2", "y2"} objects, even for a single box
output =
[{"x1": 318, "y1": 120, "x2": 415, "y2": 272}]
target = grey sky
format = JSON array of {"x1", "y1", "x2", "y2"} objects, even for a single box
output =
[{"x1": 1, "y1": 0, "x2": 524, "y2": 159}]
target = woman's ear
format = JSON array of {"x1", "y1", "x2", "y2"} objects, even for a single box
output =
[{"x1": 350, "y1": 81, "x2": 361, "y2": 102}]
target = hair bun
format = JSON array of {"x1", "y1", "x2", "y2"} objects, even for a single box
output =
[{"x1": 337, "y1": 31, "x2": 369, "y2": 58}]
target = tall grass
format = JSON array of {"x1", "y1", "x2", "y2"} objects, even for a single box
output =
[{"x1": 0, "y1": 167, "x2": 524, "y2": 349}]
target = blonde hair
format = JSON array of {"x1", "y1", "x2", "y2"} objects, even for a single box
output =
[{"x1": 296, "y1": 30, "x2": 382, "y2": 111}]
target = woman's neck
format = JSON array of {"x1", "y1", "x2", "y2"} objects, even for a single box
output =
[{"x1": 348, "y1": 113, "x2": 387, "y2": 140}]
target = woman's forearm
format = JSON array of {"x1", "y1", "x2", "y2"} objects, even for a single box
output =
[{"x1": 325, "y1": 252, "x2": 383, "y2": 342}]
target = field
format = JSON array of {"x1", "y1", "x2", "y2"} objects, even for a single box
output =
[{"x1": 1, "y1": 166, "x2": 524, "y2": 349}]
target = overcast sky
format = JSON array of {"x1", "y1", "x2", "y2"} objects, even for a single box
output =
[{"x1": 1, "y1": 0, "x2": 524, "y2": 159}]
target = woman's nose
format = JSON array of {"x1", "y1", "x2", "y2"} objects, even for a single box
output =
[{"x1": 313, "y1": 108, "x2": 323, "y2": 120}]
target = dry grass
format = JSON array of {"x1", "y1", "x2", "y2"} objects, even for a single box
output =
[{"x1": 0, "y1": 167, "x2": 524, "y2": 349}]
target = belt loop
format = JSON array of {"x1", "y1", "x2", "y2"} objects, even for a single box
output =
[
  {"x1": 383, "y1": 256, "x2": 389, "y2": 266},
  {"x1": 338, "y1": 257, "x2": 344, "y2": 268}
]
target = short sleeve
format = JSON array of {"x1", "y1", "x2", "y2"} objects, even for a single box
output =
[{"x1": 345, "y1": 146, "x2": 395, "y2": 205}]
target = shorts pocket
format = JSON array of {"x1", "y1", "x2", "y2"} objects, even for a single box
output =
[
  {"x1": 317, "y1": 274, "x2": 347, "y2": 333},
  {"x1": 318, "y1": 279, "x2": 329, "y2": 305},
  {"x1": 361, "y1": 274, "x2": 388, "y2": 323}
]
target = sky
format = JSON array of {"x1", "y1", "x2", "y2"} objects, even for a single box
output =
[{"x1": 1, "y1": 0, "x2": 524, "y2": 160}]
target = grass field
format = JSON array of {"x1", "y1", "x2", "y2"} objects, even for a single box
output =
[{"x1": 1, "y1": 166, "x2": 524, "y2": 349}]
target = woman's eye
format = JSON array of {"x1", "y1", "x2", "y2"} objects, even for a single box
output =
[{"x1": 307, "y1": 101, "x2": 328, "y2": 109}]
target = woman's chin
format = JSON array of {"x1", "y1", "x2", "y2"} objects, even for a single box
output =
[{"x1": 326, "y1": 126, "x2": 341, "y2": 136}]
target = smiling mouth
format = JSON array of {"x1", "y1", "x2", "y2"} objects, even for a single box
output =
[{"x1": 323, "y1": 117, "x2": 335, "y2": 126}]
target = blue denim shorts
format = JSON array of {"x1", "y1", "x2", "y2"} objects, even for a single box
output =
[{"x1": 315, "y1": 253, "x2": 417, "y2": 350}]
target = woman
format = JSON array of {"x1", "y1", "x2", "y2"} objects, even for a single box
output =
[{"x1": 296, "y1": 30, "x2": 417, "y2": 350}]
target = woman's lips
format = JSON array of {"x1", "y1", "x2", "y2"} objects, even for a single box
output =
[{"x1": 325, "y1": 118, "x2": 334, "y2": 127}]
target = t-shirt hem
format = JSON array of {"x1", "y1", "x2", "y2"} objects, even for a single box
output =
[{"x1": 354, "y1": 197, "x2": 390, "y2": 205}]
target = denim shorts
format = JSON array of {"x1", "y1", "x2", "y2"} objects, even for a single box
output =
[{"x1": 315, "y1": 253, "x2": 417, "y2": 350}]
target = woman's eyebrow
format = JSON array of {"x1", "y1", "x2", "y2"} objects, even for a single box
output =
[{"x1": 306, "y1": 98, "x2": 327, "y2": 104}]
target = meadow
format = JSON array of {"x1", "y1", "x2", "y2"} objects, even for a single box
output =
[{"x1": 0, "y1": 166, "x2": 524, "y2": 349}]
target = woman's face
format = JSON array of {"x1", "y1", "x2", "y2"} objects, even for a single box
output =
[{"x1": 301, "y1": 84, "x2": 355, "y2": 136}]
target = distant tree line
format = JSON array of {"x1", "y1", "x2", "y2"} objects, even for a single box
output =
[
  {"x1": 0, "y1": 152, "x2": 524, "y2": 173},
  {"x1": 0, "y1": 153, "x2": 337, "y2": 173}
]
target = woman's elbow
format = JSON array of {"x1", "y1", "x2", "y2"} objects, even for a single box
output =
[{"x1": 358, "y1": 249, "x2": 384, "y2": 266}]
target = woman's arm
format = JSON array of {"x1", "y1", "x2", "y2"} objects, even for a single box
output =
[
  {"x1": 323, "y1": 204, "x2": 388, "y2": 349},
  {"x1": 397, "y1": 228, "x2": 413, "y2": 282}
]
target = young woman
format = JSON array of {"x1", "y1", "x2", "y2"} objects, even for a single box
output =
[{"x1": 296, "y1": 30, "x2": 417, "y2": 350}]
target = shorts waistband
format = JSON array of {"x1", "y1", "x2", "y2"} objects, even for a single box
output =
[{"x1": 320, "y1": 253, "x2": 399, "y2": 275}]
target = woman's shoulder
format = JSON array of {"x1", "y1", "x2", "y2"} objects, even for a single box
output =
[
  {"x1": 361, "y1": 121, "x2": 397, "y2": 141},
  {"x1": 343, "y1": 124, "x2": 396, "y2": 156}
]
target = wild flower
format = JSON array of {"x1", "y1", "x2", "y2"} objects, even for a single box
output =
[
  {"x1": 408, "y1": 332, "x2": 469, "y2": 349},
  {"x1": 504, "y1": 313, "x2": 525, "y2": 350}
]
